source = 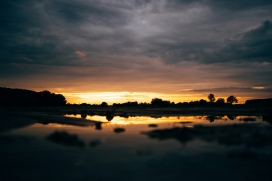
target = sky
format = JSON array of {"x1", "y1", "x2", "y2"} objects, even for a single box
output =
[{"x1": 1, "y1": 0, "x2": 272, "y2": 104}]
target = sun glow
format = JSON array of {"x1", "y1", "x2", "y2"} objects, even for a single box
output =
[
  {"x1": 60, "y1": 92, "x2": 205, "y2": 104},
  {"x1": 252, "y1": 86, "x2": 265, "y2": 89}
]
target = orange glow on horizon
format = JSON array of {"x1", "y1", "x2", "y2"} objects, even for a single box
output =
[
  {"x1": 57, "y1": 91, "x2": 249, "y2": 104},
  {"x1": 59, "y1": 92, "x2": 204, "y2": 104}
]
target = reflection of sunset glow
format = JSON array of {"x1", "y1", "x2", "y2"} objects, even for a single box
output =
[
  {"x1": 65, "y1": 115, "x2": 216, "y2": 125},
  {"x1": 64, "y1": 115, "x2": 263, "y2": 126},
  {"x1": 60, "y1": 92, "x2": 204, "y2": 104}
]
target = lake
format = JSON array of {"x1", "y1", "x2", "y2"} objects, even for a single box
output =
[{"x1": 0, "y1": 114, "x2": 272, "y2": 181}]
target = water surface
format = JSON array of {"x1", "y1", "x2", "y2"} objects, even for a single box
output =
[{"x1": 0, "y1": 115, "x2": 271, "y2": 181}]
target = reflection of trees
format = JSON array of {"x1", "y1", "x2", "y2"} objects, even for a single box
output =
[
  {"x1": 205, "y1": 115, "x2": 223, "y2": 122},
  {"x1": 119, "y1": 112, "x2": 129, "y2": 118},
  {"x1": 80, "y1": 110, "x2": 88, "y2": 119},
  {"x1": 227, "y1": 115, "x2": 236, "y2": 120},
  {"x1": 105, "y1": 111, "x2": 114, "y2": 121},
  {"x1": 95, "y1": 122, "x2": 102, "y2": 130},
  {"x1": 207, "y1": 115, "x2": 215, "y2": 122},
  {"x1": 150, "y1": 115, "x2": 162, "y2": 119},
  {"x1": 240, "y1": 117, "x2": 256, "y2": 122},
  {"x1": 106, "y1": 115, "x2": 114, "y2": 121}
]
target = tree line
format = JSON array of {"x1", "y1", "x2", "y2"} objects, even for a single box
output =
[
  {"x1": 1, "y1": 87, "x2": 271, "y2": 107},
  {"x1": 0, "y1": 87, "x2": 66, "y2": 106},
  {"x1": 207, "y1": 94, "x2": 238, "y2": 104},
  {"x1": 72, "y1": 95, "x2": 270, "y2": 108}
]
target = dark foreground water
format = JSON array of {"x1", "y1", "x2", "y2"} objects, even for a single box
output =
[{"x1": 1, "y1": 115, "x2": 272, "y2": 181}]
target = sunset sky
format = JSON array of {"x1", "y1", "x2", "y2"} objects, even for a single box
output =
[{"x1": 1, "y1": 0, "x2": 272, "y2": 104}]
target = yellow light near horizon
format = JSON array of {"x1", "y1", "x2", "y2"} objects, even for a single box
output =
[
  {"x1": 252, "y1": 86, "x2": 265, "y2": 89},
  {"x1": 58, "y1": 92, "x2": 205, "y2": 105}
]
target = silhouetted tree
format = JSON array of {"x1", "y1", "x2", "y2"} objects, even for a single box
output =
[
  {"x1": 101, "y1": 102, "x2": 108, "y2": 107},
  {"x1": 199, "y1": 99, "x2": 207, "y2": 106},
  {"x1": 151, "y1": 98, "x2": 171, "y2": 107},
  {"x1": 0, "y1": 87, "x2": 66, "y2": 106},
  {"x1": 199, "y1": 99, "x2": 207, "y2": 104},
  {"x1": 208, "y1": 94, "x2": 215, "y2": 103},
  {"x1": 245, "y1": 98, "x2": 272, "y2": 107},
  {"x1": 39, "y1": 90, "x2": 66, "y2": 106},
  {"x1": 227, "y1": 95, "x2": 238, "y2": 104},
  {"x1": 216, "y1": 98, "x2": 225, "y2": 104}
]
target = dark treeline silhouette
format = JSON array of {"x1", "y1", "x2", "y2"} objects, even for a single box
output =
[
  {"x1": 69, "y1": 97, "x2": 272, "y2": 108},
  {"x1": 245, "y1": 98, "x2": 272, "y2": 107},
  {"x1": 151, "y1": 98, "x2": 172, "y2": 107},
  {"x1": 113, "y1": 101, "x2": 139, "y2": 107},
  {"x1": 1, "y1": 87, "x2": 271, "y2": 108},
  {"x1": 0, "y1": 87, "x2": 66, "y2": 106}
]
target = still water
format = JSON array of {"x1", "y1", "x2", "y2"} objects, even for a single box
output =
[{"x1": 0, "y1": 115, "x2": 272, "y2": 181}]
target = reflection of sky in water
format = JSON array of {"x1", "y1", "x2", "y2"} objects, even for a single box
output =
[
  {"x1": 0, "y1": 115, "x2": 272, "y2": 181},
  {"x1": 64, "y1": 114, "x2": 264, "y2": 125}
]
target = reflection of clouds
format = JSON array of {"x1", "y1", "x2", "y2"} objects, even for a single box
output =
[
  {"x1": 0, "y1": 114, "x2": 35, "y2": 133},
  {"x1": 143, "y1": 124, "x2": 272, "y2": 147},
  {"x1": 46, "y1": 131, "x2": 85, "y2": 148},
  {"x1": 263, "y1": 113, "x2": 272, "y2": 124},
  {"x1": 0, "y1": 135, "x2": 33, "y2": 144},
  {"x1": 135, "y1": 148, "x2": 153, "y2": 157},
  {"x1": 89, "y1": 139, "x2": 102, "y2": 147},
  {"x1": 228, "y1": 150, "x2": 258, "y2": 160}
]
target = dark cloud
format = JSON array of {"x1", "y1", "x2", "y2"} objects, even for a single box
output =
[
  {"x1": 0, "y1": 0, "x2": 69, "y2": 65},
  {"x1": 190, "y1": 87, "x2": 272, "y2": 93},
  {"x1": 171, "y1": 0, "x2": 272, "y2": 11},
  {"x1": 45, "y1": 0, "x2": 127, "y2": 25},
  {"x1": 201, "y1": 20, "x2": 272, "y2": 64},
  {"x1": 1, "y1": 0, "x2": 272, "y2": 65}
]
